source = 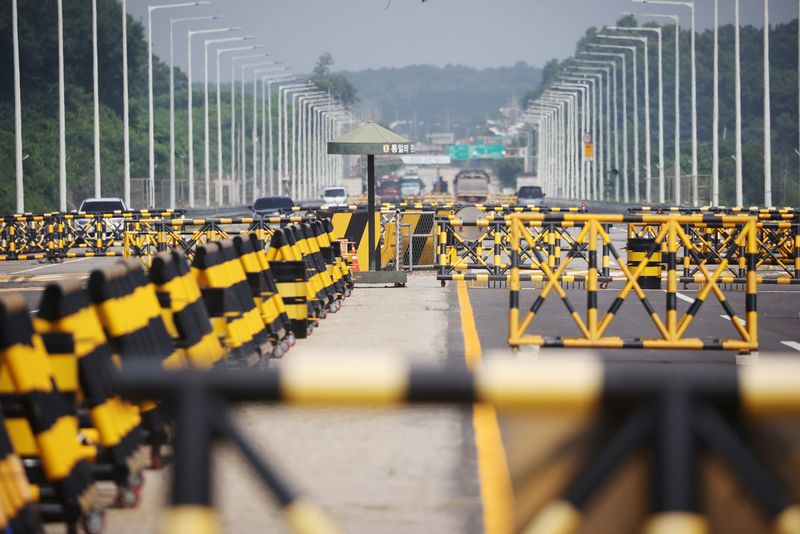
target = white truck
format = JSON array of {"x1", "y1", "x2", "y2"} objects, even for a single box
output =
[{"x1": 453, "y1": 170, "x2": 491, "y2": 203}]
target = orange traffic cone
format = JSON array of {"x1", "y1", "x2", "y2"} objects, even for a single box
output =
[{"x1": 350, "y1": 252, "x2": 360, "y2": 273}]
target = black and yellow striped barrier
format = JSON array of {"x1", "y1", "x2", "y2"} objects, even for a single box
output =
[
  {"x1": 150, "y1": 251, "x2": 227, "y2": 369},
  {"x1": 0, "y1": 410, "x2": 40, "y2": 533},
  {"x1": 117, "y1": 356, "x2": 800, "y2": 534},
  {"x1": 34, "y1": 282, "x2": 148, "y2": 506},
  {"x1": 0, "y1": 210, "x2": 184, "y2": 262},
  {"x1": 0, "y1": 294, "x2": 98, "y2": 527},
  {"x1": 88, "y1": 260, "x2": 180, "y2": 465},
  {"x1": 233, "y1": 234, "x2": 295, "y2": 358},
  {"x1": 509, "y1": 214, "x2": 760, "y2": 351},
  {"x1": 192, "y1": 241, "x2": 271, "y2": 367}
]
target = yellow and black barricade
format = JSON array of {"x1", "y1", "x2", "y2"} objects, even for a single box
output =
[
  {"x1": 150, "y1": 251, "x2": 227, "y2": 369},
  {"x1": 34, "y1": 282, "x2": 148, "y2": 501},
  {"x1": 509, "y1": 213, "x2": 760, "y2": 351},
  {"x1": 0, "y1": 295, "x2": 97, "y2": 526},
  {"x1": 0, "y1": 410, "x2": 40, "y2": 533},
  {"x1": 192, "y1": 241, "x2": 270, "y2": 366},
  {"x1": 269, "y1": 229, "x2": 312, "y2": 340},
  {"x1": 233, "y1": 234, "x2": 295, "y2": 358}
]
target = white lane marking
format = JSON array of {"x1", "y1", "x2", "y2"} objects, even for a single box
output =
[
  {"x1": 720, "y1": 315, "x2": 746, "y2": 326},
  {"x1": 11, "y1": 256, "x2": 91, "y2": 275},
  {"x1": 780, "y1": 341, "x2": 800, "y2": 352}
]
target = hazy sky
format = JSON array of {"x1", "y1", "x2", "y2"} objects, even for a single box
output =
[{"x1": 128, "y1": 0, "x2": 798, "y2": 80}]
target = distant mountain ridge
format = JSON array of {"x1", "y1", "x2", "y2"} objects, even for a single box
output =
[{"x1": 340, "y1": 62, "x2": 541, "y2": 136}]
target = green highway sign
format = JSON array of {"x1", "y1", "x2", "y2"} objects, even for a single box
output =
[{"x1": 447, "y1": 143, "x2": 505, "y2": 160}]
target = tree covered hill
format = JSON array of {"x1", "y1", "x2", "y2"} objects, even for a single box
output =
[{"x1": 342, "y1": 62, "x2": 541, "y2": 137}]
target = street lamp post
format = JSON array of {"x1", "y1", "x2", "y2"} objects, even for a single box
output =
[
  {"x1": 149, "y1": 2, "x2": 208, "y2": 207},
  {"x1": 610, "y1": 24, "x2": 665, "y2": 204},
  {"x1": 260, "y1": 74, "x2": 293, "y2": 197},
  {"x1": 92, "y1": 0, "x2": 101, "y2": 196},
  {"x1": 580, "y1": 54, "x2": 623, "y2": 202},
  {"x1": 204, "y1": 36, "x2": 251, "y2": 207},
  {"x1": 170, "y1": 15, "x2": 217, "y2": 209},
  {"x1": 122, "y1": 0, "x2": 130, "y2": 207},
  {"x1": 599, "y1": 34, "x2": 650, "y2": 203},
  {"x1": 254, "y1": 69, "x2": 290, "y2": 197},
  {"x1": 735, "y1": 0, "x2": 744, "y2": 206},
  {"x1": 240, "y1": 62, "x2": 276, "y2": 202},
  {"x1": 230, "y1": 54, "x2": 269, "y2": 204},
  {"x1": 764, "y1": 0, "x2": 772, "y2": 208},
  {"x1": 216, "y1": 47, "x2": 263, "y2": 206},
  {"x1": 591, "y1": 43, "x2": 638, "y2": 203},
  {"x1": 187, "y1": 27, "x2": 239, "y2": 208},
  {"x1": 278, "y1": 84, "x2": 313, "y2": 197},
  {"x1": 250, "y1": 67, "x2": 285, "y2": 201},
  {"x1": 57, "y1": 0, "x2": 67, "y2": 211},
  {"x1": 587, "y1": 49, "x2": 629, "y2": 202},
  {"x1": 12, "y1": 0, "x2": 23, "y2": 212}
]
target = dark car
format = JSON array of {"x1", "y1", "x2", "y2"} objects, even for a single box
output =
[
  {"x1": 517, "y1": 186, "x2": 545, "y2": 206},
  {"x1": 250, "y1": 196, "x2": 295, "y2": 217}
]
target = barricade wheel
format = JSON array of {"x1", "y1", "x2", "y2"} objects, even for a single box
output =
[
  {"x1": 287, "y1": 333, "x2": 296, "y2": 347},
  {"x1": 441, "y1": 280, "x2": 446, "y2": 288},
  {"x1": 600, "y1": 281, "x2": 609, "y2": 290},
  {"x1": 82, "y1": 511, "x2": 105, "y2": 534},
  {"x1": 114, "y1": 486, "x2": 140, "y2": 509},
  {"x1": 272, "y1": 344, "x2": 285, "y2": 359}
]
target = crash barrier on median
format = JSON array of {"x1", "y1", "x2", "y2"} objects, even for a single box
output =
[
  {"x1": 0, "y1": 225, "x2": 352, "y2": 531},
  {"x1": 117, "y1": 356, "x2": 800, "y2": 534},
  {"x1": 0, "y1": 210, "x2": 184, "y2": 262},
  {"x1": 629, "y1": 207, "x2": 800, "y2": 284},
  {"x1": 509, "y1": 213, "x2": 759, "y2": 351}
]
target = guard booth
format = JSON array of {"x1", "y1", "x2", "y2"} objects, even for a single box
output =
[{"x1": 328, "y1": 122, "x2": 413, "y2": 286}]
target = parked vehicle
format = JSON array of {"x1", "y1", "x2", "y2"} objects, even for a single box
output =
[
  {"x1": 321, "y1": 187, "x2": 348, "y2": 206},
  {"x1": 400, "y1": 175, "x2": 424, "y2": 198},
  {"x1": 250, "y1": 196, "x2": 295, "y2": 217},
  {"x1": 76, "y1": 198, "x2": 128, "y2": 242},
  {"x1": 453, "y1": 170, "x2": 491, "y2": 203},
  {"x1": 517, "y1": 185, "x2": 545, "y2": 206},
  {"x1": 379, "y1": 177, "x2": 401, "y2": 200},
  {"x1": 515, "y1": 172, "x2": 541, "y2": 192}
]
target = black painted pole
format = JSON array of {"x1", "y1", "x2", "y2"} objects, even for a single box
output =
[{"x1": 368, "y1": 154, "x2": 377, "y2": 271}]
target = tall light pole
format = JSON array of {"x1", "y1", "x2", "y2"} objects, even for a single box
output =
[
  {"x1": 573, "y1": 62, "x2": 614, "y2": 201},
  {"x1": 122, "y1": 0, "x2": 130, "y2": 207},
  {"x1": 637, "y1": 0, "x2": 697, "y2": 205},
  {"x1": 148, "y1": 2, "x2": 208, "y2": 208},
  {"x1": 711, "y1": 0, "x2": 720, "y2": 206},
  {"x1": 187, "y1": 27, "x2": 239, "y2": 208},
  {"x1": 764, "y1": 0, "x2": 772, "y2": 207},
  {"x1": 611, "y1": 24, "x2": 665, "y2": 204},
  {"x1": 588, "y1": 47, "x2": 630, "y2": 203},
  {"x1": 250, "y1": 67, "x2": 286, "y2": 201},
  {"x1": 254, "y1": 69, "x2": 290, "y2": 198},
  {"x1": 592, "y1": 43, "x2": 638, "y2": 203},
  {"x1": 12, "y1": 0, "x2": 23, "y2": 212},
  {"x1": 240, "y1": 61, "x2": 276, "y2": 202},
  {"x1": 216, "y1": 46, "x2": 263, "y2": 206},
  {"x1": 262, "y1": 75, "x2": 295, "y2": 196},
  {"x1": 92, "y1": 0, "x2": 101, "y2": 196},
  {"x1": 278, "y1": 83, "x2": 313, "y2": 197},
  {"x1": 57, "y1": 0, "x2": 67, "y2": 211},
  {"x1": 204, "y1": 35, "x2": 251, "y2": 207},
  {"x1": 734, "y1": 0, "x2": 743, "y2": 206},
  {"x1": 230, "y1": 54, "x2": 269, "y2": 203},
  {"x1": 170, "y1": 15, "x2": 218, "y2": 209},
  {"x1": 599, "y1": 34, "x2": 651, "y2": 203},
  {"x1": 579, "y1": 55, "x2": 620, "y2": 201}
]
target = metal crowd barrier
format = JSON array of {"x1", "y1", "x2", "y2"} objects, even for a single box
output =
[
  {"x1": 117, "y1": 356, "x2": 800, "y2": 534},
  {"x1": 436, "y1": 214, "x2": 610, "y2": 287},
  {"x1": 0, "y1": 210, "x2": 184, "y2": 262},
  {"x1": 629, "y1": 207, "x2": 800, "y2": 284},
  {"x1": 508, "y1": 213, "x2": 760, "y2": 351}
]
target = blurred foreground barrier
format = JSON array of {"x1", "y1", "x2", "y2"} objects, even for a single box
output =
[
  {"x1": 118, "y1": 357, "x2": 800, "y2": 534},
  {"x1": 509, "y1": 214, "x2": 760, "y2": 351}
]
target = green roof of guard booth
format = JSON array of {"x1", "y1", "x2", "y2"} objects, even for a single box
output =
[{"x1": 327, "y1": 121, "x2": 415, "y2": 156}]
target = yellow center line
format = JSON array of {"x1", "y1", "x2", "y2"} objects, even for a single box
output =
[{"x1": 457, "y1": 281, "x2": 514, "y2": 534}]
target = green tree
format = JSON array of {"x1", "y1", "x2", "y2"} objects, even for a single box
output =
[{"x1": 310, "y1": 52, "x2": 357, "y2": 107}]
